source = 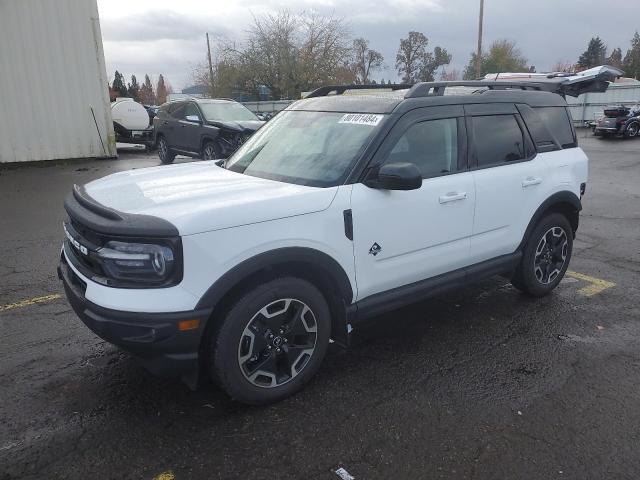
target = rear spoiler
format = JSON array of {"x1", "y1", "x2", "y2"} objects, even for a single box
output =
[{"x1": 483, "y1": 65, "x2": 624, "y2": 97}]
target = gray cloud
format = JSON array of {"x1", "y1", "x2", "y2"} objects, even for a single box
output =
[{"x1": 99, "y1": 0, "x2": 640, "y2": 90}]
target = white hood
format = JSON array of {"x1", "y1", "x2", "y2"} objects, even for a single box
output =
[{"x1": 84, "y1": 161, "x2": 337, "y2": 235}]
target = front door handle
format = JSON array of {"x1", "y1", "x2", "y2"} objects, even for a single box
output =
[
  {"x1": 439, "y1": 192, "x2": 468, "y2": 204},
  {"x1": 522, "y1": 176, "x2": 543, "y2": 188}
]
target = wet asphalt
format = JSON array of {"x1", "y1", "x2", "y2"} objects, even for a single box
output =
[{"x1": 0, "y1": 136, "x2": 639, "y2": 480}]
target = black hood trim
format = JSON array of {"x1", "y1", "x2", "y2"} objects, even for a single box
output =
[{"x1": 64, "y1": 184, "x2": 179, "y2": 238}]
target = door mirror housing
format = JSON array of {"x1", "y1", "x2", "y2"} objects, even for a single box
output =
[
  {"x1": 366, "y1": 162, "x2": 422, "y2": 191},
  {"x1": 185, "y1": 115, "x2": 201, "y2": 123}
]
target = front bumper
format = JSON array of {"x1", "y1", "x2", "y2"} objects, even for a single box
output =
[{"x1": 58, "y1": 254, "x2": 212, "y2": 387}]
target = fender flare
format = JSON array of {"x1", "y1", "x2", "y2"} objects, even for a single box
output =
[
  {"x1": 194, "y1": 247, "x2": 354, "y2": 311},
  {"x1": 517, "y1": 190, "x2": 582, "y2": 251}
]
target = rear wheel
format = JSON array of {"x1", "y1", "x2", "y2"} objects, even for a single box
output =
[
  {"x1": 157, "y1": 136, "x2": 176, "y2": 164},
  {"x1": 511, "y1": 213, "x2": 573, "y2": 297},
  {"x1": 208, "y1": 277, "x2": 331, "y2": 405},
  {"x1": 624, "y1": 122, "x2": 639, "y2": 138}
]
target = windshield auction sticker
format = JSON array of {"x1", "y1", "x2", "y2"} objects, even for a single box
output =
[{"x1": 338, "y1": 113, "x2": 384, "y2": 126}]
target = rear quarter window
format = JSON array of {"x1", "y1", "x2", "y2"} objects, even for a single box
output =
[{"x1": 534, "y1": 106, "x2": 576, "y2": 149}]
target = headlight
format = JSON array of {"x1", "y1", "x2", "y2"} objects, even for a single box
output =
[{"x1": 97, "y1": 240, "x2": 177, "y2": 285}]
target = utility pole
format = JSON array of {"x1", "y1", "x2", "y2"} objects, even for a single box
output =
[
  {"x1": 206, "y1": 33, "x2": 215, "y2": 98},
  {"x1": 475, "y1": 0, "x2": 484, "y2": 79}
]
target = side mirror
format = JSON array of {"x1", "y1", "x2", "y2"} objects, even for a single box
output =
[
  {"x1": 366, "y1": 162, "x2": 422, "y2": 191},
  {"x1": 185, "y1": 115, "x2": 201, "y2": 123}
]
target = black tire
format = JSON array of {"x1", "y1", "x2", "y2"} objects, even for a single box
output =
[
  {"x1": 511, "y1": 213, "x2": 573, "y2": 297},
  {"x1": 209, "y1": 277, "x2": 331, "y2": 405},
  {"x1": 201, "y1": 141, "x2": 221, "y2": 161},
  {"x1": 157, "y1": 135, "x2": 176, "y2": 164},
  {"x1": 624, "y1": 122, "x2": 639, "y2": 138}
]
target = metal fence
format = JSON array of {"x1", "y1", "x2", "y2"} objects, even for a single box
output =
[{"x1": 566, "y1": 83, "x2": 640, "y2": 125}]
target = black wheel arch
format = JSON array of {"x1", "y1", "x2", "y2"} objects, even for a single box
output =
[
  {"x1": 518, "y1": 191, "x2": 582, "y2": 251},
  {"x1": 196, "y1": 247, "x2": 354, "y2": 353}
]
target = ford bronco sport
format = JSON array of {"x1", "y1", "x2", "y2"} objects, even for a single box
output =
[{"x1": 59, "y1": 71, "x2": 618, "y2": 405}]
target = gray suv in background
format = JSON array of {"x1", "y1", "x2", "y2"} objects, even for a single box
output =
[{"x1": 153, "y1": 98, "x2": 264, "y2": 164}]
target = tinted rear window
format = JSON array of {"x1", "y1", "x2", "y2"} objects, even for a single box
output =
[
  {"x1": 471, "y1": 115, "x2": 526, "y2": 167},
  {"x1": 535, "y1": 107, "x2": 576, "y2": 148}
]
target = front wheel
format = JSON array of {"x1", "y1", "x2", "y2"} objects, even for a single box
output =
[
  {"x1": 157, "y1": 136, "x2": 176, "y2": 164},
  {"x1": 202, "y1": 141, "x2": 221, "y2": 160},
  {"x1": 511, "y1": 213, "x2": 573, "y2": 297},
  {"x1": 208, "y1": 277, "x2": 331, "y2": 405}
]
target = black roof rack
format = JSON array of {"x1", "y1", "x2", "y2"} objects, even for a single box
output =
[
  {"x1": 305, "y1": 84, "x2": 413, "y2": 98},
  {"x1": 403, "y1": 80, "x2": 557, "y2": 98}
]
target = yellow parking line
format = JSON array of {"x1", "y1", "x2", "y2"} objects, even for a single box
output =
[
  {"x1": 566, "y1": 271, "x2": 616, "y2": 297},
  {"x1": 153, "y1": 472, "x2": 175, "y2": 480},
  {"x1": 0, "y1": 294, "x2": 63, "y2": 313}
]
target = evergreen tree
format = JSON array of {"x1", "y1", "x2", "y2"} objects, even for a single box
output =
[
  {"x1": 606, "y1": 47, "x2": 624, "y2": 69},
  {"x1": 127, "y1": 75, "x2": 140, "y2": 101},
  {"x1": 623, "y1": 32, "x2": 640, "y2": 79},
  {"x1": 112, "y1": 70, "x2": 128, "y2": 97},
  {"x1": 577, "y1": 37, "x2": 607, "y2": 69},
  {"x1": 140, "y1": 74, "x2": 155, "y2": 105},
  {"x1": 156, "y1": 74, "x2": 168, "y2": 104}
]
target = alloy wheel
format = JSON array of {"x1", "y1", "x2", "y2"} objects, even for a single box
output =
[
  {"x1": 203, "y1": 144, "x2": 218, "y2": 160},
  {"x1": 627, "y1": 123, "x2": 639, "y2": 137},
  {"x1": 533, "y1": 226, "x2": 568, "y2": 284},
  {"x1": 237, "y1": 298, "x2": 317, "y2": 388}
]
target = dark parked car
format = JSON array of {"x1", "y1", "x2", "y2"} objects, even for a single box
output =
[
  {"x1": 593, "y1": 105, "x2": 640, "y2": 138},
  {"x1": 153, "y1": 99, "x2": 264, "y2": 164}
]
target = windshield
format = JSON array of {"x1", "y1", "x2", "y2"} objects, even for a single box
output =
[
  {"x1": 226, "y1": 111, "x2": 386, "y2": 187},
  {"x1": 199, "y1": 102, "x2": 259, "y2": 122}
]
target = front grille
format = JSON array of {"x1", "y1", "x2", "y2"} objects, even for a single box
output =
[{"x1": 63, "y1": 220, "x2": 105, "y2": 278}]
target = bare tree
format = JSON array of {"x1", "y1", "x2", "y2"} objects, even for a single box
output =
[
  {"x1": 231, "y1": 10, "x2": 352, "y2": 98},
  {"x1": 299, "y1": 13, "x2": 352, "y2": 87},
  {"x1": 351, "y1": 38, "x2": 384, "y2": 84},
  {"x1": 439, "y1": 68, "x2": 461, "y2": 81},
  {"x1": 551, "y1": 60, "x2": 574, "y2": 73}
]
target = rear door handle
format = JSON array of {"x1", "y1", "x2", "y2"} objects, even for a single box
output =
[
  {"x1": 522, "y1": 176, "x2": 543, "y2": 188},
  {"x1": 439, "y1": 192, "x2": 467, "y2": 204}
]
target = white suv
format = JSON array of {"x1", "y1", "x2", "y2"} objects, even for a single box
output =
[{"x1": 59, "y1": 77, "x2": 611, "y2": 405}]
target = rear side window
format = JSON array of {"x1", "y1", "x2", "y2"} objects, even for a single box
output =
[
  {"x1": 471, "y1": 115, "x2": 526, "y2": 167},
  {"x1": 534, "y1": 107, "x2": 576, "y2": 148},
  {"x1": 386, "y1": 118, "x2": 459, "y2": 178}
]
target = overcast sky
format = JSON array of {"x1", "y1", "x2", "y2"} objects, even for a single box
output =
[{"x1": 97, "y1": 0, "x2": 639, "y2": 91}]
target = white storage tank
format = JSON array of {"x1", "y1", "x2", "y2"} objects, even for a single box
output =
[{"x1": 0, "y1": 0, "x2": 116, "y2": 163}]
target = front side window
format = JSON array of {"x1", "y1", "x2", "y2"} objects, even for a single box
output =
[
  {"x1": 169, "y1": 103, "x2": 186, "y2": 119},
  {"x1": 385, "y1": 118, "x2": 458, "y2": 178},
  {"x1": 199, "y1": 102, "x2": 259, "y2": 122},
  {"x1": 184, "y1": 103, "x2": 201, "y2": 120},
  {"x1": 472, "y1": 115, "x2": 525, "y2": 167},
  {"x1": 226, "y1": 111, "x2": 385, "y2": 187},
  {"x1": 534, "y1": 107, "x2": 576, "y2": 148}
]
